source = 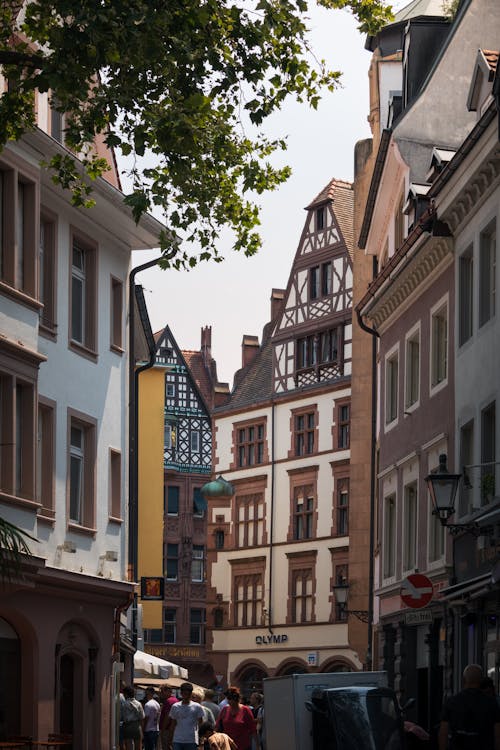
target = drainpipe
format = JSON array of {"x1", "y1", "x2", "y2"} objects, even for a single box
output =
[
  {"x1": 128, "y1": 251, "x2": 175, "y2": 646},
  {"x1": 355, "y1": 257, "x2": 380, "y2": 671},
  {"x1": 267, "y1": 400, "x2": 276, "y2": 635}
]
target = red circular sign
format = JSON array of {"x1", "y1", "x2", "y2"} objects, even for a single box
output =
[{"x1": 400, "y1": 574, "x2": 433, "y2": 609}]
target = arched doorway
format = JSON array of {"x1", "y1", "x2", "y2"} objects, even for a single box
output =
[
  {"x1": 279, "y1": 664, "x2": 308, "y2": 676},
  {"x1": 236, "y1": 666, "x2": 268, "y2": 700},
  {"x1": 0, "y1": 618, "x2": 20, "y2": 739}
]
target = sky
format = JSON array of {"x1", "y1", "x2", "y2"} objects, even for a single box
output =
[{"x1": 131, "y1": 3, "x2": 386, "y2": 385}]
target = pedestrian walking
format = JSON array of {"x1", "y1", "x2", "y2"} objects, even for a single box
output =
[
  {"x1": 438, "y1": 664, "x2": 500, "y2": 750},
  {"x1": 168, "y1": 681, "x2": 204, "y2": 750},
  {"x1": 160, "y1": 685, "x2": 179, "y2": 750},
  {"x1": 143, "y1": 687, "x2": 161, "y2": 750},
  {"x1": 120, "y1": 685, "x2": 145, "y2": 750},
  {"x1": 215, "y1": 686, "x2": 259, "y2": 750}
]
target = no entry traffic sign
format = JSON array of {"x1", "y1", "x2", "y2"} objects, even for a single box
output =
[{"x1": 400, "y1": 574, "x2": 433, "y2": 609}]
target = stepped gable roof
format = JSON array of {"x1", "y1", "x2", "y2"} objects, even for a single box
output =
[{"x1": 306, "y1": 177, "x2": 354, "y2": 257}]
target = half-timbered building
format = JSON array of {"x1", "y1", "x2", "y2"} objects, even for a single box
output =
[{"x1": 206, "y1": 179, "x2": 365, "y2": 695}]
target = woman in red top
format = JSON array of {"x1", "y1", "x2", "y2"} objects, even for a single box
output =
[{"x1": 216, "y1": 687, "x2": 259, "y2": 750}]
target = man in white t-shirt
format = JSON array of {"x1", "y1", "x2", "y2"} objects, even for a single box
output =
[
  {"x1": 143, "y1": 687, "x2": 161, "y2": 750},
  {"x1": 168, "y1": 682, "x2": 204, "y2": 750}
]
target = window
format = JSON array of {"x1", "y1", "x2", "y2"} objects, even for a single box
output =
[
  {"x1": 383, "y1": 494, "x2": 396, "y2": 579},
  {"x1": 110, "y1": 276, "x2": 123, "y2": 350},
  {"x1": 164, "y1": 609, "x2": 176, "y2": 644},
  {"x1": 459, "y1": 421, "x2": 474, "y2": 517},
  {"x1": 236, "y1": 422, "x2": 265, "y2": 467},
  {"x1": 109, "y1": 449, "x2": 121, "y2": 520},
  {"x1": 316, "y1": 206, "x2": 325, "y2": 231},
  {"x1": 39, "y1": 215, "x2": 57, "y2": 332},
  {"x1": 322, "y1": 262, "x2": 332, "y2": 296},
  {"x1": 166, "y1": 383, "x2": 175, "y2": 398},
  {"x1": 234, "y1": 574, "x2": 263, "y2": 627},
  {"x1": 431, "y1": 301, "x2": 448, "y2": 389},
  {"x1": 294, "y1": 487, "x2": 314, "y2": 540},
  {"x1": 320, "y1": 328, "x2": 338, "y2": 363},
  {"x1": 310, "y1": 266, "x2": 320, "y2": 300},
  {"x1": 190, "y1": 609, "x2": 205, "y2": 644},
  {"x1": 166, "y1": 486, "x2": 179, "y2": 515},
  {"x1": 0, "y1": 163, "x2": 37, "y2": 298},
  {"x1": 190, "y1": 430, "x2": 200, "y2": 453},
  {"x1": 214, "y1": 608, "x2": 224, "y2": 628},
  {"x1": 193, "y1": 487, "x2": 205, "y2": 517},
  {"x1": 165, "y1": 543, "x2": 178, "y2": 580},
  {"x1": 405, "y1": 330, "x2": 420, "y2": 408},
  {"x1": 68, "y1": 412, "x2": 96, "y2": 528},
  {"x1": 215, "y1": 529, "x2": 225, "y2": 549},
  {"x1": 291, "y1": 570, "x2": 313, "y2": 623},
  {"x1": 403, "y1": 482, "x2": 417, "y2": 571},
  {"x1": 0, "y1": 351, "x2": 37, "y2": 501},
  {"x1": 295, "y1": 412, "x2": 315, "y2": 456},
  {"x1": 459, "y1": 246, "x2": 473, "y2": 345},
  {"x1": 428, "y1": 496, "x2": 444, "y2": 563},
  {"x1": 37, "y1": 400, "x2": 55, "y2": 516},
  {"x1": 479, "y1": 220, "x2": 496, "y2": 327},
  {"x1": 164, "y1": 422, "x2": 175, "y2": 450},
  {"x1": 385, "y1": 350, "x2": 399, "y2": 425},
  {"x1": 338, "y1": 404, "x2": 350, "y2": 449},
  {"x1": 70, "y1": 235, "x2": 97, "y2": 355},
  {"x1": 236, "y1": 494, "x2": 264, "y2": 547},
  {"x1": 334, "y1": 565, "x2": 348, "y2": 622},
  {"x1": 336, "y1": 479, "x2": 349, "y2": 536},
  {"x1": 297, "y1": 335, "x2": 316, "y2": 369},
  {"x1": 192, "y1": 545, "x2": 204, "y2": 582},
  {"x1": 481, "y1": 402, "x2": 496, "y2": 506}
]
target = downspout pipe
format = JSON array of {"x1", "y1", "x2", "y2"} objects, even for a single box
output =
[
  {"x1": 355, "y1": 259, "x2": 380, "y2": 671},
  {"x1": 267, "y1": 400, "x2": 276, "y2": 635},
  {"x1": 128, "y1": 251, "x2": 175, "y2": 646}
]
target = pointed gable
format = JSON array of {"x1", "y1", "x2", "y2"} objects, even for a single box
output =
[
  {"x1": 272, "y1": 178, "x2": 353, "y2": 394},
  {"x1": 155, "y1": 325, "x2": 212, "y2": 474}
]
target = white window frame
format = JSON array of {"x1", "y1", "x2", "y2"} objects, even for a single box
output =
[
  {"x1": 69, "y1": 424, "x2": 84, "y2": 524},
  {"x1": 382, "y1": 491, "x2": 397, "y2": 584},
  {"x1": 404, "y1": 323, "x2": 420, "y2": 412},
  {"x1": 191, "y1": 545, "x2": 204, "y2": 582},
  {"x1": 429, "y1": 295, "x2": 449, "y2": 396},
  {"x1": 402, "y1": 480, "x2": 418, "y2": 574},
  {"x1": 190, "y1": 429, "x2": 200, "y2": 453},
  {"x1": 427, "y1": 453, "x2": 446, "y2": 567},
  {"x1": 479, "y1": 218, "x2": 496, "y2": 328},
  {"x1": 384, "y1": 343, "x2": 399, "y2": 431}
]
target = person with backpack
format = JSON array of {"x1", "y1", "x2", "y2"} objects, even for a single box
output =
[{"x1": 438, "y1": 664, "x2": 500, "y2": 750}]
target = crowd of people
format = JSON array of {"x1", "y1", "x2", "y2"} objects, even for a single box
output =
[{"x1": 119, "y1": 682, "x2": 265, "y2": 750}]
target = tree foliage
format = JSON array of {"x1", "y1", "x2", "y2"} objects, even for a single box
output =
[{"x1": 0, "y1": 0, "x2": 392, "y2": 268}]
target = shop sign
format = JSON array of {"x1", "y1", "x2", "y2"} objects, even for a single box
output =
[
  {"x1": 255, "y1": 633, "x2": 288, "y2": 645},
  {"x1": 405, "y1": 610, "x2": 433, "y2": 626}
]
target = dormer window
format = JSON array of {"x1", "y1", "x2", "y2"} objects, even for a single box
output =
[{"x1": 316, "y1": 207, "x2": 325, "y2": 231}]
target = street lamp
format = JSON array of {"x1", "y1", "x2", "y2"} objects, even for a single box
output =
[
  {"x1": 332, "y1": 580, "x2": 370, "y2": 623},
  {"x1": 425, "y1": 454, "x2": 488, "y2": 536}
]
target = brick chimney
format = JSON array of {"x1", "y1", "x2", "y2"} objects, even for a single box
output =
[
  {"x1": 201, "y1": 326, "x2": 212, "y2": 367},
  {"x1": 271, "y1": 288, "x2": 285, "y2": 321},
  {"x1": 241, "y1": 335, "x2": 259, "y2": 369}
]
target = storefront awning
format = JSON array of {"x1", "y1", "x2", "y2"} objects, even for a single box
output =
[
  {"x1": 134, "y1": 649, "x2": 188, "y2": 679},
  {"x1": 440, "y1": 572, "x2": 492, "y2": 602},
  {"x1": 133, "y1": 675, "x2": 208, "y2": 692}
]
